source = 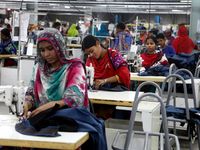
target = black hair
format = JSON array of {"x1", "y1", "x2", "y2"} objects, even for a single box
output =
[
  {"x1": 52, "y1": 22, "x2": 61, "y2": 28},
  {"x1": 149, "y1": 28, "x2": 158, "y2": 36},
  {"x1": 7, "y1": 24, "x2": 11, "y2": 28},
  {"x1": 116, "y1": 22, "x2": 125, "y2": 30},
  {"x1": 140, "y1": 26, "x2": 146, "y2": 31},
  {"x1": 156, "y1": 33, "x2": 165, "y2": 40},
  {"x1": 145, "y1": 36, "x2": 157, "y2": 45},
  {"x1": 82, "y1": 35, "x2": 106, "y2": 52},
  {"x1": 76, "y1": 25, "x2": 80, "y2": 31},
  {"x1": 90, "y1": 20, "x2": 93, "y2": 25},
  {"x1": 1, "y1": 28, "x2": 11, "y2": 38}
]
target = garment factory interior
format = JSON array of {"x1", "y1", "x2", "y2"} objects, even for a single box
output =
[{"x1": 0, "y1": 0, "x2": 200, "y2": 150}]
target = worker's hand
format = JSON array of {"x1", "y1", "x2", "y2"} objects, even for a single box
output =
[
  {"x1": 94, "y1": 79, "x2": 105, "y2": 90},
  {"x1": 22, "y1": 101, "x2": 33, "y2": 119},
  {"x1": 28, "y1": 101, "x2": 65, "y2": 118}
]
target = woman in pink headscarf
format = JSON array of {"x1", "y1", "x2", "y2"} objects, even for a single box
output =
[
  {"x1": 164, "y1": 28, "x2": 175, "y2": 46},
  {"x1": 172, "y1": 25, "x2": 200, "y2": 54}
]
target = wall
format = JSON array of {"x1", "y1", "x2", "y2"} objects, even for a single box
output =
[{"x1": 189, "y1": 0, "x2": 200, "y2": 42}]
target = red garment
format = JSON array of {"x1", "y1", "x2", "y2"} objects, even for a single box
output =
[
  {"x1": 140, "y1": 33, "x2": 148, "y2": 44},
  {"x1": 140, "y1": 51, "x2": 169, "y2": 68},
  {"x1": 172, "y1": 26, "x2": 195, "y2": 54},
  {"x1": 86, "y1": 49, "x2": 130, "y2": 89}
]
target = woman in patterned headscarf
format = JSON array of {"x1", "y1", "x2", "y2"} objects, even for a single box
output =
[{"x1": 23, "y1": 28, "x2": 89, "y2": 119}]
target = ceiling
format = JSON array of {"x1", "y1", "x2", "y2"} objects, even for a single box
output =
[{"x1": 0, "y1": 0, "x2": 192, "y2": 15}]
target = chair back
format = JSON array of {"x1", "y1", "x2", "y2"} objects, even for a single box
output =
[{"x1": 124, "y1": 81, "x2": 171, "y2": 150}]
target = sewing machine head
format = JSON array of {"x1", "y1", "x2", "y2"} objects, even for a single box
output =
[
  {"x1": 0, "y1": 85, "x2": 25, "y2": 117},
  {"x1": 86, "y1": 63, "x2": 94, "y2": 90},
  {"x1": 66, "y1": 37, "x2": 81, "y2": 45}
]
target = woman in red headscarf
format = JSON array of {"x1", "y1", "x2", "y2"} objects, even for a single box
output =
[{"x1": 172, "y1": 25, "x2": 200, "y2": 54}]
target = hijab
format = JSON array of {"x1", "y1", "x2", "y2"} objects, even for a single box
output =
[
  {"x1": 67, "y1": 24, "x2": 79, "y2": 37},
  {"x1": 172, "y1": 26, "x2": 195, "y2": 54}
]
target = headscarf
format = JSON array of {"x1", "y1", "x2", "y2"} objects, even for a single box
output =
[
  {"x1": 37, "y1": 28, "x2": 72, "y2": 72},
  {"x1": 96, "y1": 23, "x2": 109, "y2": 42},
  {"x1": 26, "y1": 28, "x2": 88, "y2": 108},
  {"x1": 172, "y1": 26, "x2": 195, "y2": 54},
  {"x1": 164, "y1": 28, "x2": 175, "y2": 46},
  {"x1": 67, "y1": 24, "x2": 79, "y2": 37}
]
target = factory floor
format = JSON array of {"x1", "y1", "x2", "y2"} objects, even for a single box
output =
[{"x1": 0, "y1": 102, "x2": 199, "y2": 150}]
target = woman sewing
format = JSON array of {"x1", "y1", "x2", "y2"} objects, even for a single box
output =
[
  {"x1": 82, "y1": 35, "x2": 130, "y2": 90},
  {"x1": 0, "y1": 28, "x2": 17, "y2": 66},
  {"x1": 23, "y1": 28, "x2": 89, "y2": 119}
]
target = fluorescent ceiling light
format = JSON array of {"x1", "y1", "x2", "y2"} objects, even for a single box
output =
[
  {"x1": 180, "y1": 0, "x2": 191, "y2": 2},
  {"x1": 172, "y1": 10, "x2": 183, "y2": 11},
  {"x1": 65, "y1": 6, "x2": 70, "y2": 8},
  {"x1": 146, "y1": 9, "x2": 156, "y2": 11},
  {"x1": 127, "y1": 6, "x2": 137, "y2": 8},
  {"x1": 49, "y1": 4, "x2": 58, "y2": 6}
]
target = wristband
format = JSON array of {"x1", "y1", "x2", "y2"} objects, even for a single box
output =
[{"x1": 104, "y1": 78, "x2": 107, "y2": 84}]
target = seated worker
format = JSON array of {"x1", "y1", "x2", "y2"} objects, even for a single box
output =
[
  {"x1": 112, "y1": 22, "x2": 132, "y2": 53},
  {"x1": 52, "y1": 22, "x2": 61, "y2": 31},
  {"x1": 23, "y1": 28, "x2": 89, "y2": 119},
  {"x1": 140, "y1": 26, "x2": 148, "y2": 44},
  {"x1": 156, "y1": 33, "x2": 176, "y2": 55},
  {"x1": 140, "y1": 36, "x2": 169, "y2": 73},
  {"x1": 164, "y1": 28, "x2": 175, "y2": 46},
  {"x1": 67, "y1": 24, "x2": 79, "y2": 37},
  {"x1": 148, "y1": 28, "x2": 158, "y2": 37},
  {"x1": 96, "y1": 23, "x2": 110, "y2": 48},
  {"x1": 62, "y1": 24, "x2": 68, "y2": 36},
  {"x1": 96, "y1": 23, "x2": 109, "y2": 42},
  {"x1": 0, "y1": 28, "x2": 17, "y2": 66},
  {"x1": 172, "y1": 25, "x2": 200, "y2": 54},
  {"x1": 82, "y1": 35, "x2": 130, "y2": 90}
]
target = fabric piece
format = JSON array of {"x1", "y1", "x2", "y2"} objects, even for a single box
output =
[
  {"x1": 86, "y1": 49, "x2": 130, "y2": 89},
  {"x1": 25, "y1": 28, "x2": 89, "y2": 109},
  {"x1": 138, "y1": 65, "x2": 190, "y2": 80},
  {"x1": 140, "y1": 50, "x2": 169, "y2": 69},
  {"x1": 113, "y1": 32, "x2": 132, "y2": 52},
  {"x1": 16, "y1": 107, "x2": 108, "y2": 150},
  {"x1": 166, "y1": 52, "x2": 200, "y2": 75},
  {"x1": 96, "y1": 23, "x2": 109, "y2": 42},
  {"x1": 99, "y1": 83, "x2": 130, "y2": 91},
  {"x1": 48, "y1": 107, "x2": 108, "y2": 150},
  {"x1": 172, "y1": 26, "x2": 195, "y2": 54},
  {"x1": 162, "y1": 45, "x2": 176, "y2": 55},
  {"x1": 67, "y1": 24, "x2": 79, "y2": 37}
]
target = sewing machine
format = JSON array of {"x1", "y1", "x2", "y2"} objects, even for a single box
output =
[
  {"x1": 86, "y1": 63, "x2": 94, "y2": 90},
  {"x1": 124, "y1": 49, "x2": 143, "y2": 73},
  {"x1": 66, "y1": 37, "x2": 81, "y2": 45},
  {"x1": 0, "y1": 85, "x2": 25, "y2": 117}
]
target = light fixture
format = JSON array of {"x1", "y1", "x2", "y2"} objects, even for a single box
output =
[
  {"x1": 65, "y1": 6, "x2": 70, "y2": 9},
  {"x1": 146, "y1": 9, "x2": 156, "y2": 11},
  {"x1": 172, "y1": 10, "x2": 183, "y2": 11},
  {"x1": 7, "y1": 8, "x2": 11, "y2": 11},
  {"x1": 83, "y1": 7, "x2": 86, "y2": 9}
]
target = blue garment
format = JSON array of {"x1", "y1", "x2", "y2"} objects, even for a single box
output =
[
  {"x1": 138, "y1": 65, "x2": 190, "y2": 79},
  {"x1": 166, "y1": 105, "x2": 200, "y2": 125},
  {"x1": 96, "y1": 23, "x2": 109, "y2": 42},
  {"x1": 166, "y1": 52, "x2": 200, "y2": 75},
  {"x1": 49, "y1": 107, "x2": 107, "y2": 150},
  {"x1": 162, "y1": 45, "x2": 176, "y2": 55},
  {"x1": 15, "y1": 107, "x2": 107, "y2": 150},
  {"x1": 90, "y1": 26, "x2": 97, "y2": 36},
  {"x1": 113, "y1": 32, "x2": 132, "y2": 52}
]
